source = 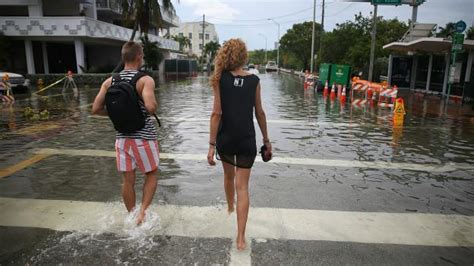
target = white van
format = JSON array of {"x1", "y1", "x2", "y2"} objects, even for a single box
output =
[{"x1": 265, "y1": 61, "x2": 278, "y2": 72}]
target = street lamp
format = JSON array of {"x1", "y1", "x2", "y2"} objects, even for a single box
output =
[
  {"x1": 268, "y1": 18, "x2": 280, "y2": 69},
  {"x1": 258, "y1": 33, "x2": 268, "y2": 63}
]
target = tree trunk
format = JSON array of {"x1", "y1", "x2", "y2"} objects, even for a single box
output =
[{"x1": 112, "y1": 20, "x2": 139, "y2": 73}]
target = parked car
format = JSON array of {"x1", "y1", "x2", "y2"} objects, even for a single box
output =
[
  {"x1": 265, "y1": 61, "x2": 278, "y2": 72},
  {"x1": 247, "y1": 64, "x2": 259, "y2": 75},
  {"x1": 0, "y1": 71, "x2": 30, "y2": 92}
]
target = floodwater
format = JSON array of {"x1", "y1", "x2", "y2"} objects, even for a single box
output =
[{"x1": 0, "y1": 72, "x2": 473, "y2": 264}]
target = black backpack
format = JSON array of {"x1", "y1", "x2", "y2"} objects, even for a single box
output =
[{"x1": 105, "y1": 72, "x2": 159, "y2": 133}]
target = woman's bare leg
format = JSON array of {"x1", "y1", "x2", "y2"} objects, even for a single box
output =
[
  {"x1": 222, "y1": 161, "x2": 236, "y2": 214},
  {"x1": 235, "y1": 167, "x2": 251, "y2": 250}
]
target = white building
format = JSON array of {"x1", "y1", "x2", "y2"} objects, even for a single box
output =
[
  {"x1": 0, "y1": 0, "x2": 180, "y2": 74},
  {"x1": 170, "y1": 21, "x2": 219, "y2": 57}
]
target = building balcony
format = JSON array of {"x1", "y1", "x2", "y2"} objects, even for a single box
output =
[
  {"x1": 95, "y1": 0, "x2": 180, "y2": 27},
  {"x1": 0, "y1": 16, "x2": 179, "y2": 51}
]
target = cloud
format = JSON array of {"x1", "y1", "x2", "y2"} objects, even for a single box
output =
[{"x1": 180, "y1": 0, "x2": 240, "y2": 20}]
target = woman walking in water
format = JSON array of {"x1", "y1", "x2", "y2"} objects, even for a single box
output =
[{"x1": 207, "y1": 39, "x2": 272, "y2": 250}]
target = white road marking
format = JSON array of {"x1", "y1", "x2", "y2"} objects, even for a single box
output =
[
  {"x1": 0, "y1": 197, "x2": 472, "y2": 247},
  {"x1": 34, "y1": 148, "x2": 474, "y2": 174}
]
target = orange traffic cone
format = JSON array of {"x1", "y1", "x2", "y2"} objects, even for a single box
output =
[
  {"x1": 330, "y1": 82, "x2": 336, "y2": 100},
  {"x1": 340, "y1": 85, "x2": 347, "y2": 104},
  {"x1": 323, "y1": 80, "x2": 329, "y2": 97},
  {"x1": 337, "y1": 84, "x2": 342, "y2": 98}
]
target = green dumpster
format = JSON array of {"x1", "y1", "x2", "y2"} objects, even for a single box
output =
[
  {"x1": 330, "y1": 64, "x2": 351, "y2": 87},
  {"x1": 318, "y1": 63, "x2": 331, "y2": 85}
]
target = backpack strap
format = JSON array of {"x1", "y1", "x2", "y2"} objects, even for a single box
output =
[
  {"x1": 130, "y1": 71, "x2": 147, "y2": 87},
  {"x1": 111, "y1": 73, "x2": 122, "y2": 85},
  {"x1": 130, "y1": 71, "x2": 162, "y2": 128}
]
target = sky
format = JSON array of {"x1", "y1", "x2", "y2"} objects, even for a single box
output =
[{"x1": 173, "y1": 0, "x2": 474, "y2": 51}]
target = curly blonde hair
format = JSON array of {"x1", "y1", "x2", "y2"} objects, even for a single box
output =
[{"x1": 210, "y1": 38, "x2": 248, "y2": 90}]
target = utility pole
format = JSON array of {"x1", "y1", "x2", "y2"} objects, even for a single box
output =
[
  {"x1": 368, "y1": 4, "x2": 377, "y2": 82},
  {"x1": 202, "y1": 14, "x2": 206, "y2": 70},
  {"x1": 268, "y1": 18, "x2": 280, "y2": 68},
  {"x1": 259, "y1": 33, "x2": 268, "y2": 63},
  {"x1": 318, "y1": 0, "x2": 325, "y2": 69},
  {"x1": 310, "y1": 0, "x2": 316, "y2": 72},
  {"x1": 411, "y1": 0, "x2": 418, "y2": 25}
]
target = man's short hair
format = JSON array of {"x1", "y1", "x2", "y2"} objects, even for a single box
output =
[{"x1": 121, "y1": 41, "x2": 142, "y2": 63}]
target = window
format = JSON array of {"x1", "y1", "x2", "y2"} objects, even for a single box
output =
[
  {"x1": 199, "y1": 33, "x2": 203, "y2": 40},
  {"x1": 188, "y1": 33, "x2": 192, "y2": 39},
  {"x1": 189, "y1": 44, "x2": 192, "y2": 50},
  {"x1": 199, "y1": 44, "x2": 203, "y2": 50},
  {"x1": 178, "y1": 32, "x2": 183, "y2": 37},
  {"x1": 205, "y1": 34, "x2": 209, "y2": 40}
]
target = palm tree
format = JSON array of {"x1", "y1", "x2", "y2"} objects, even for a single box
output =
[
  {"x1": 172, "y1": 35, "x2": 192, "y2": 52},
  {"x1": 203, "y1": 41, "x2": 221, "y2": 62},
  {"x1": 140, "y1": 35, "x2": 164, "y2": 71},
  {"x1": 112, "y1": 0, "x2": 176, "y2": 72},
  {"x1": 436, "y1": 22, "x2": 456, "y2": 38},
  {"x1": 120, "y1": 0, "x2": 176, "y2": 41}
]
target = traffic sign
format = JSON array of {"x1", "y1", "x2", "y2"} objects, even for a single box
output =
[
  {"x1": 452, "y1": 33, "x2": 464, "y2": 51},
  {"x1": 455, "y1": 20, "x2": 467, "y2": 33},
  {"x1": 371, "y1": 0, "x2": 401, "y2": 5}
]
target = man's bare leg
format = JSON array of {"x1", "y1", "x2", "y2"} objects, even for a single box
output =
[
  {"x1": 137, "y1": 169, "x2": 158, "y2": 225},
  {"x1": 222, "y1": 161, "x2": 236, "y2": 214},
  {"x1": 122, "y1": 171, "x2": 137, "y2": 212},
  {"x1": 235, "y1": 167, "x2": 251, "y2": 250}
]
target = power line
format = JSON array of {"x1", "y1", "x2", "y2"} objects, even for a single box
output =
[
  {"x1": 206, "y1": 6, "x2": 313, "y2": 22},
  {"x1": 184, "y1": 3, "x2": 355, "y2": 28}
]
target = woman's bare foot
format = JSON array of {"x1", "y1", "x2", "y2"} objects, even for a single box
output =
[
  {"x1": 227, "y1": 204, "x2": 235, "y2": 215},
  {"x1": 236, "y1": 235, "x2": 246, "y2": 250},
  {"x1": 136, "y1": 211, "x2": 146, "y2": 225},
  {"x1": 227, "y1": 197, "x2": 235, "y2": 214}
]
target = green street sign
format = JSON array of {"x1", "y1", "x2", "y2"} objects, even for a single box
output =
[
  {"x1": 452, "y1": 33, "x2": 464, "y2": 51},
  {"x1": 371, "y1": 0, "x2": 401, "y2": 5}
]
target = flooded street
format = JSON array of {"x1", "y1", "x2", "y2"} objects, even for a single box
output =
[{"x1": 1, "y1": 72, "x2": 474, "y2": 264}]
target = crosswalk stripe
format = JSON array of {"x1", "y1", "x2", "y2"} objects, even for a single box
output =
[
  {"x1": 33, "y1": 148, "x2": 474, "y2": 174},
  {"x1": 0, "y1": 197, "x2": 472, "y2": 247}
]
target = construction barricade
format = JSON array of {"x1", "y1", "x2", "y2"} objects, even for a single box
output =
[
  {"x1": 378, "y1": 85, "x2": 398, "y2": 108},
  {"x1": 351, "y1": 80, "x2": 369, "y2": 106}
]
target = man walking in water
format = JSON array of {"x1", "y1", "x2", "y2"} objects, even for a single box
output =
[{"x1": 92, "y1": 41, "x2": 160, "y2": 225}]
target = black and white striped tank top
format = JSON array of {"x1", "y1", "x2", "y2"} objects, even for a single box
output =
[{"x1": 114, "y1": 70, "x2": 158, "y2": 140}]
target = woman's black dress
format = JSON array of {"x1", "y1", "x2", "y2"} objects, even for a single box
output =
[{"x1": 216, "y1": 71, "x2": 260, "y2": 168}]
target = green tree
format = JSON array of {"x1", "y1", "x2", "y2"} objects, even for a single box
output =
[
  {"x1": 279, "y1": 21, "x2": 322, "y2": 70},
  {"x1": 248, "y1": 49, "x2": 277, "y2": 65},
  {"x1": 319, "y1": 13, "x2": 407, "y2": 80},
  {"x1": 204, "y1": 41, "x2": 221, "y2": 62},
  {"x1": 172, "y1": 35, "x2": 191, "y2": 52},
  {"x1": 140, "y1": 35, "x2": 164, "y2": 71}
]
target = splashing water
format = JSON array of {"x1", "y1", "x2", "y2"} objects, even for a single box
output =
[{"x1": 29, "y1": 202, "x2": 163, "y2": 264}]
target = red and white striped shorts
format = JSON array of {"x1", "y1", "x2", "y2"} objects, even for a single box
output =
[{"x1": 115, "y1": 138, "x2": 160, "y2": 174}]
